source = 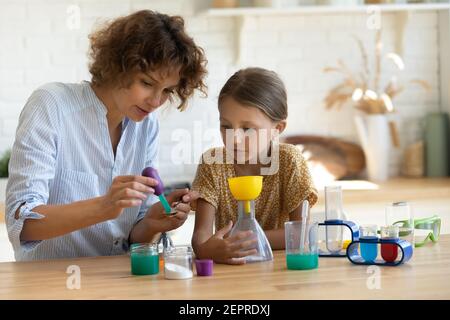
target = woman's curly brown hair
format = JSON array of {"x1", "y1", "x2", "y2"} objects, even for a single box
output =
[{"x1": 88, "y1": 10, "x2": 207, "y2": 111}]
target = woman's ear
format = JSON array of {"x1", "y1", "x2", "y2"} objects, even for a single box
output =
[{"x1": 274, "y1": 120, "x2": 287, "y2": 135}]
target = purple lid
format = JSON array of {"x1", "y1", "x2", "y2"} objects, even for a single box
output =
[
  {"x1": 195, "y1": 259, "x2": 213, "y2": 276},
  {"x1": 142, "y1": 167, "x2": 164, "y2": 196}
]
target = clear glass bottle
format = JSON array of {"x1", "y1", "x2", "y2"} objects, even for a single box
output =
[
  {"x1": 227, "y1": 176, "x2": 273, "y2": 263},
  {"x1": 229, "y1": 200, "x2": 273, "y2": 263},
  {"x1": 324, "y1": 185, "x2": 347, "y2": 254}
]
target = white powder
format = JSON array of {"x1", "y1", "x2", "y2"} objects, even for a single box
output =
[{"x1": 164, "y1": 263, "x2": 193, "y2": 279}]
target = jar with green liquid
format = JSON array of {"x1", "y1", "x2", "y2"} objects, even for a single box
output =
[{"x1": 130, "y1": 243, "x2": 159, "y2": 275}]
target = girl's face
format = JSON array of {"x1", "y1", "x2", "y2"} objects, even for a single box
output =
[
  {"x1": 112, "y1": 68, "x2": 181, "y2": 122},
  {"x1": 219, "y1": 96, "x2": 286, "y2": 163}
]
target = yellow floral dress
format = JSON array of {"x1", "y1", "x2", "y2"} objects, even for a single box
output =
[{"x1": 192, "y1": 143, "x2": 318, "y2": 231}]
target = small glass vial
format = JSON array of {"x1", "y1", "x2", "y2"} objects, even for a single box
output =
[
  {"x1": 385, "y1": 202, "x2": 414, "y2": 247},
  {"x1": 380, "y1": 225, "x2": 399, "y2": 263},
  {"x1": 359, "y1": 225, "x2": 379, "y2": 263},
  {"x1": 164, "y1": 246, "x2": 194, "y2": 280},
  {"x1": 130, "y1": 243, "x2": 159, "y2": 275}
]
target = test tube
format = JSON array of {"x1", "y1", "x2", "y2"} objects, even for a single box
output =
[
  {"x1": 324, "y1": 186, "x2": 344, "y2": 254},
  {"x1": 359, "y1": 225, "x2": 378, "y2": 263},
  {"x1": 380, "y1": 225, "x2": 399, "y2": 263}
]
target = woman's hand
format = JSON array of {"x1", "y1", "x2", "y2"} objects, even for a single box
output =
[
  {"x1": 99, "y1": 175, "x2": 157, "y2": 220},
  {"x1": 143, "y1": 189, "x2": 199, "y2": 233},
  {"x1": 198, "y1": 221, "x2": 258, "y2": 265}
]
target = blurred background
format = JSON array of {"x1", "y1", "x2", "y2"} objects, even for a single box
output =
[{"x1": 0, "y1": 0, "x2": 449, "y2": 261}]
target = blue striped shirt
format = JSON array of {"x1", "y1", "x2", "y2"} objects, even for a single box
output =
[{"x1": 5, "y1": 81, "x2": 160, "y2": 261}]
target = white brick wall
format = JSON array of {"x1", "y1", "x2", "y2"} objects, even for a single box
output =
[{"x1": 0, "y1": 0, "x2": 443, "y2": 183}]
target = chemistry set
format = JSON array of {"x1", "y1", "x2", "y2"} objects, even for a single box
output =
[
  {"x1": 130, "y1": 167, "x2": 435, "y2": 278},
  {"x1": 130, "y1": 167, "x2": 212, "y2": 279}
]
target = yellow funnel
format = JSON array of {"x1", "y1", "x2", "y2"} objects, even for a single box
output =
[{"x1": 228, "y1": 176, "x2": 263, "y2": 214}]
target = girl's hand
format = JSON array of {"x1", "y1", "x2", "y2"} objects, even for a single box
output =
[
  {"x1": 100, "y1": 175, "x2": 157, "y2": 220},
  {"x1": 200, "y1": 221, "x2": 258, "y2": 265},
  {"x1": 144, "y1": 189, "x2": 199, "y2": 233}
]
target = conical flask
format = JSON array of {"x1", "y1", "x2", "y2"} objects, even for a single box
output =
[{"x1": 228, "y1": 176, "x2": 273, "y2": 263}]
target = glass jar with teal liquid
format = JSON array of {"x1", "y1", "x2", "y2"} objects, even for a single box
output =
[
  {"x1": 285, "y1": 221, "x2": 319, "y2": 270},
  {"x1": 130, "y1": 243, "x2": 159, "y2": 275}
]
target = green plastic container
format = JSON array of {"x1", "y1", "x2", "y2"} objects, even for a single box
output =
[{"x1": 425, "y1": 112, "x2": 449, "y2": 177}]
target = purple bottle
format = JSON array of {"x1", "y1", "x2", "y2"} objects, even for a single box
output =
[
  {"x1": 142, "y1": 167, "x2": 164, "y2": 196},
  {"x1": 142, "y1": 167, "x2": 172, "y2": 214}
]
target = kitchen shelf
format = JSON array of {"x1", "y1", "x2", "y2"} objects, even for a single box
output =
[
  {"x1": 204, "y1": 3, "x2": 450, "y2": 16},
  {"x1": 201, "y1": 2, "x2": 450, "y2": 113}
]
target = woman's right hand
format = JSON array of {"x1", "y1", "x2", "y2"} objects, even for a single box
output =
[
  {"x1": 199, "y1": 221, "x2": 258, "y2": 265},
  {"x1": 99, "y1": 175, "x2": 158, "y2": 219}
]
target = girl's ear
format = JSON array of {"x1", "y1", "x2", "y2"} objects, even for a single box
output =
[{"x1": 274, "y1": 120, "x2": 287, "y2": 135}]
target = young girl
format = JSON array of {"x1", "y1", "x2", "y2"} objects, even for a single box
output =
[{"x1": 191, "y1": 67, "x2": 318, "y2": 265}]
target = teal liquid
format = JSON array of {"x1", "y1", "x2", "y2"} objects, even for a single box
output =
[
  {"x1": 360, "y1": 237, "x2": 378, "y2": 263},
  {"x1": 286, "y1": 253, "x2": 319, "y2": 270},
  {"x1": 131, "y1": 253, "x2": 159, "y2": 275}
]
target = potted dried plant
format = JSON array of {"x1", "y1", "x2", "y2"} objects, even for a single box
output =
[{"x1": 323, "y1": 30, "x2": 430, "y2": 181}]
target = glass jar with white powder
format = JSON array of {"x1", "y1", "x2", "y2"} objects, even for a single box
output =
[{"x1": 164, "y1": 246, "x2": 194, "y2": 280}]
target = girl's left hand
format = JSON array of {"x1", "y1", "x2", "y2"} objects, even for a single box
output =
[{"x1": 144, "y1": 189, "x2": 199, "y2": 233}]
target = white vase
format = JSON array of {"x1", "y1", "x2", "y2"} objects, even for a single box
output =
[{"x1": 354, "y1": 114, "x2": 390, "y2": 182}]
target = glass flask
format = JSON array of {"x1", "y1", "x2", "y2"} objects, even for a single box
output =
[{"x1": 227, "y1": 176, "x2": 273, "y2": 263}]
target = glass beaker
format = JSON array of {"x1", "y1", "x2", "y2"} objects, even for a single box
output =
[
  {"x1": 386, "y1": 202, "x2": 414, "y2": 247},
  {"x1": 324, "y1": 185, "x2": 347, "y2": 254},
  {"x1": 130, "y1": 243, "x2": 159, "y2": 275},
  {"x1": 360, "y1": 225, "x2": 378, "y2": 263},
  {"x1": 285, "y1": 221, "x2": 319, "y2": 270},
  {"x1": 164, "y1": 246, "x2": 194, "y2": 280},
  {"x1": 380, "y1": 225, "x2": 399, "y2": 263}
]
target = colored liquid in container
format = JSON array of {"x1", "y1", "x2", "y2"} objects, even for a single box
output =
[
  {"x1": 286, "y1": 253, "x2": 319, "y2": 270},
  {"x1": 360, "y1": 236, "x2": 378, "y2": 263},
  {"x1": 380, "y1": 225, "x2": 400, "y2": 263},
  {"x1": 130, "y1": 252, "x2": 159, "y2": 275},
  {"x1": 381, "y1": 243, "x2": 398, "y2": 263}
]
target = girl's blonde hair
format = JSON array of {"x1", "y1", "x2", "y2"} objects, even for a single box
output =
[{"x1": 218, "y1": 67, "x2": 287, "y2": 121}]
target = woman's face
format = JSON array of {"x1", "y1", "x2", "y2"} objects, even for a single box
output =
[
  {"x1": 219, "y1": 96, "x2": 285, "y2": 163},
  {"x1": 112, "y1": 68, "x2": 181, "y2": 122}
]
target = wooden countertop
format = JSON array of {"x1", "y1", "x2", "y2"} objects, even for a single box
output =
[
  {"x1": 316, "y1": 177, "x2": 450, "y2": 205},
  {"x1": 0, "y1": 235, "x2": 449, "y2": 300}
]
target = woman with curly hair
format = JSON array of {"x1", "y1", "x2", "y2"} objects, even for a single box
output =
[{"x1": 5, "y1": 10, "x2": 207, "y2": 261}]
